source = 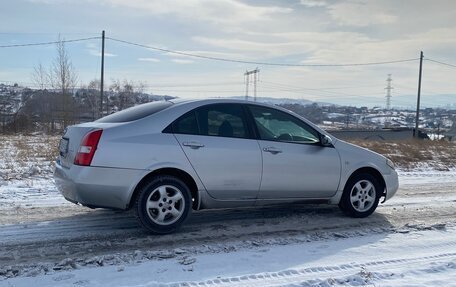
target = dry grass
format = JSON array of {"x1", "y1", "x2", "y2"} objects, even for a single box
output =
[
  {"x1": 0, "y1": 135, "x2": 59, "y2": 180},
  {"x1": 348, "y1": 139, "x2": 456, "y2": 171},
  {"x1": 0, "y1": 135, "x2": 455, "y2": 180}
]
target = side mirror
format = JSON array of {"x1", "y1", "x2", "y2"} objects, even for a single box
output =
[{"x1": 321, "y1": 134, "x2": 333, "y2": 147}]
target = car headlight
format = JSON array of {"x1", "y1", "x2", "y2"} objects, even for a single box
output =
[{"x1": 386, "y1": 158, "x2": 395, "y2": 170}]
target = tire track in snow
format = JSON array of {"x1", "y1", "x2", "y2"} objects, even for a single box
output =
[
  {"x1": 168, "y1": 252, "x2": 456, "y2": 287},
  {"x1": 1, "y1": 183, "x2": 456, "y2": 270}
]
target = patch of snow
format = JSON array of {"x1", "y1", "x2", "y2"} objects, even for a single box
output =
[
  {"x1": 0, "y1": 177, "x2": 67, "y2": 209},
  {"x1": 398, "y1": 169, "x2": 456, "y2": 185},
  {"x1": 4, "y1": 225, "x2": 456, "y2": 286}
]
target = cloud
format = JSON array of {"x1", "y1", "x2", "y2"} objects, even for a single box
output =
[
  {"x1": 95, "y1": 0, "x2": 292, "y2": 26},
  {"x1": 328, "y1": 0, "x2": 397, "y2": 27},
  {"x1": 171, "y1": 59, "x2": 195, "y2": 64},
  {"x1": 89, "y1": 51, "x2": 117, "y2": 57},
  {"x1": 26, "y1": 0, "x2": 73, "y2": 3},
  {"x1": 15, "y1": 0, "x2": 456, "y2": 105},
  {"x1": 192, "y1": 31, "x2": 372, "y2": 59},
  {"x1": 86, "y1": 43, "x2": 117, "y2": 57},
  {"x1": 164, "y1": 50, "x2": 247, "y2": 60},
  {"x1": 138, "y1": 57, "x2": 160, "y2": 62},
  {"x1": 300, "y1": 0, "x2": 327, "y2": 7}
]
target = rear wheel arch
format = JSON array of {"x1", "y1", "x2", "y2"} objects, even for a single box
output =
[{"x1": 129, "y1": 168, "x2": 200, "y2": 210}]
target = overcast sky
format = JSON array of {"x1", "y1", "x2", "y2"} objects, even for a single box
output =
[{"x1": 1, "y1": 0, "x2": 456, "y2": 107}]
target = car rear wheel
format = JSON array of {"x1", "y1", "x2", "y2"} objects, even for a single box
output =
[
  {"x1": 134, "y1": 175, "x2": 191, "y2": 234},
  {"x1": 339, "y1": 173, "x2": 381, "y2": 218}
]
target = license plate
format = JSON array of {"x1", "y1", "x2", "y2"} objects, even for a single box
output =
[{"x1": 59, "y1": 138, "x2": 69, "y2": 157}]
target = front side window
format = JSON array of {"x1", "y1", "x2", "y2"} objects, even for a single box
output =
[
  {"x1": 171, "y1": 104, "x2": 250, "y2": 139},
  {"x1": 249, "y1": 105, "x2": 320, "y2": 144}
]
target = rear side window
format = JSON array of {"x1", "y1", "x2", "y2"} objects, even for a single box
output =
[
  {"x1": 170, "y1": 104, "x2": 250, "y2": 139},
  {"x1": 96, "y1": 101, "x2": 173, "y2": 123},
  {"x1": 172, "y1": 111, "x2": 198, "y2": 135},
  {"x1": 203, "y1": 107, "x2": 247, "y2": 138}
]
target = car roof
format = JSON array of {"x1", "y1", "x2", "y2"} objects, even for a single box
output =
[
  {"x1": 169, "y1": 98, "x2": 308, "y2": 117},
  {"x1": 170, "y1": 98, "x2": 276, "y2": 107}
]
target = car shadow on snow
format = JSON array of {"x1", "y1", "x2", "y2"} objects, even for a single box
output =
[
  {"x1": 0, "y1": 204, "x2": 395, "y2": 268},
  {"x1": 185, "y1": 203, "x2": 394, "y2": 233},
  {"x1": 48, "y1": 202, "x2": 395, "y2": 242}
]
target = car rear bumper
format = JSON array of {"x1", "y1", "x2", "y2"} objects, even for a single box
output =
[
  {"x1": 384, "y1": 169, "x2": 399, "y2": 201},
  {"x1": 54, "y1": 161, "x2": 147, "y2": 210}
]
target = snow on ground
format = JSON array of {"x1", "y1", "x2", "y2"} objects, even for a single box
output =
[
  {"x1": 0, "y1": 170, "x2": 455, "y2": 286},
  {"x1": 5, "y1": 225, "x2": 456, "y2": 287},
  {"x1": 0, "y1": 177, "x2": 67, "y2": 209},
  {"x1": 1, "y1": 169, "x2": 453, "y2": 210},
  {"x1": 0, "y1": 135, "x2": 455, "y2": 286},
  {"x1": 399, "y1": 169, "x2": 456, "y2": 185}
]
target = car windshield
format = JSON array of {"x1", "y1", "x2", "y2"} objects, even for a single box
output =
[{"x1": 96, "y1": 101, "x2": 173, "y2": 123}]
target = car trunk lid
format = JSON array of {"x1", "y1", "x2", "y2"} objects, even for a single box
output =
[{"x1": 58, "y1": 122, "x2": 123, "y2": 168}]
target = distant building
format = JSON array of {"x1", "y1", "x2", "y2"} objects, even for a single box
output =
[
  {"x1": 329, "y1": 128, "x2": 428, "y2": 141},
  {"x1": 444, "y1": 121, "x2": 456, "y2": 142}
]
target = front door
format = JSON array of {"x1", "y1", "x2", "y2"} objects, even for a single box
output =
[{"x1": 248, "y1": 105, "x2": 341, "y2": 199}]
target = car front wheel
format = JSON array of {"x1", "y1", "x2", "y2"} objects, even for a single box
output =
[
  {"x1": 134, "y1": 175, "x2": 191, "y2": 234},
  {"x1": 339, "y1": 173, "x2": 381, "y2": 218}
]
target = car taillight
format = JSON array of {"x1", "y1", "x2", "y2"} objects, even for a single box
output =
[{"x1": 74, "y1": 129, "x2": 103, "y2": 166}]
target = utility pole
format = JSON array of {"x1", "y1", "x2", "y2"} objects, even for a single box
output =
[
  {"x1": 253, "y1": 69, "x2": 259, "y2": 102},
  {"x1": 244, "y1": 68, "x2": 259, "y2": 101},
  {"x1": 414, "y1": 51, "x2": 424, "y2": 138},
  {"x1": 100, "y1": 30, "x2": 105, "y2": 118},
  {"x1": 244, "y1": 72, "x2": 249, "y2": 101},
  {"x1": 385, "y1": 74, "x2": 393, "y2": 128},
  {"x1": 385, "y1": 74, "x2": 393, "y2": 110}
]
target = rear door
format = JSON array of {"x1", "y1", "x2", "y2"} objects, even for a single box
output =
[
  {"x1": 171, "y1": 104, "x2": 262, "y2": 200},
  {"x1": 248, "y1": 105, "x2": 341, "y2": 199}
]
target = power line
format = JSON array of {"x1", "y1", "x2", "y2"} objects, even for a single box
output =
[
  {"x1": 425, "y1": 58, "x2": 456, "y2": 69},
  {"x1": 106, "y1": 37, "x2": 419, "y2": 67},
  {"x1": 0, "y1": 32, "x2": 100, "y2": 36},
  {"x1": 260, "y1": 81, "x2": 384, "y2": 99},
  {"x1": 142, "y1": 82, "x2": 243, "y2": 88},
  {"x1": 147, "y1": 89, "x2": 244, "y2": 93},
  {"x1": 260, "y1": 85, "x2": 385, "y2": 100},
  {"x1": 0, "y1": 81, "x2": 244, "y2": 93},
  {"x1": 262, "y1": 81, "x2": 382, "y2": 94},
  {"x1": 0, "y1": 36, "x2": 101, "y2": 48}
]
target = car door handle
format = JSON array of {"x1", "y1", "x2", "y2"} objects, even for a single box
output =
[
  {"x1": 182, "y1": 142, "x2": 205, "y2": 149},
  {"x1": 263, "y1": 147, "x2": 282, "y2": 154}
]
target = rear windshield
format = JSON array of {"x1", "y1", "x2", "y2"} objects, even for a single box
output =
[{"x1": 96, "y1": 101, "x2": 173, "y2": 123}]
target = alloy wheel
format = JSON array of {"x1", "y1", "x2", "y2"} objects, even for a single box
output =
[
  {"x1": 145, "y1": 185, "x2": 185, "y2": 225},
  {"x1": 349, "y1": 179, "x2": 376, "y2": 212}
]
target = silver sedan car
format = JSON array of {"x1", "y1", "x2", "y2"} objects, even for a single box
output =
[{"x1": 54, "y1": 99, "x2": 398, "y2": 234}]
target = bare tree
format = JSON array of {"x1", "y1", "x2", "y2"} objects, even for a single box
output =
[
  {"x1": 10, "y1": 88, "x2": 33, "y2": 133},
  {"x1": 31, "y1": 62, "x2": 53, "y2": 131},
  {"x1": 78, "y1": 79, "x2": 100, "y2": 120},
  {"x1": 49, "y1": 35, "x2": 78, "y2": 128},
  {"x1": 136, "y1": 81, "x2": 146, "y2": 94},
  {"x1": 109, "y1": 79, "x2": 147, "y2": 112},
  {"x1": 32, "y1": 63, "x2": 48, "y2": 90}
]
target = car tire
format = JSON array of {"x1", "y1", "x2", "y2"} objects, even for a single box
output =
[
  {"x1": 134, "y1": 175, "x2": 191, "y2": 234},
  {"x1": 339, "y1": 173, "x2": 381, "y2": 218}
]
